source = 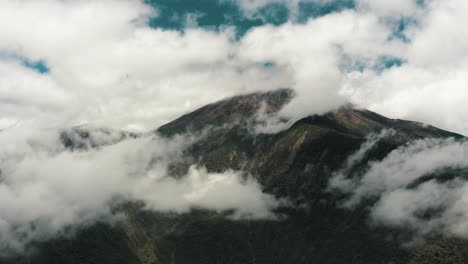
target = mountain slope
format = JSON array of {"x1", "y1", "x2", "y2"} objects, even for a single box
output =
[
  {"x1": 158, "y1": 88, "x2": 293, "y2": 135},
  {"x1": 4, "y1": 90, "x2": 465, "y2": 264}
]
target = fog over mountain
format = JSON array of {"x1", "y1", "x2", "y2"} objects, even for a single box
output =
[
  {"x1": 0, "y1": 126, "x2": 279, "y2": 255},
  {"x1": 1, "y1": 0, "x2": 468, "y2": 263},
  {"x1": 330, "y1": 133, "x2": 468, "y2": 246}
]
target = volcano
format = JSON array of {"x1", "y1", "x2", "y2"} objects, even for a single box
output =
[{"x1": 6, "y1": 89, "x2": 467, "y2": 264}]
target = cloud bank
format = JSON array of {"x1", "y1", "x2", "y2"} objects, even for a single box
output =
[
  {"x1": 0, "y1": 127, "x2": 278, "y2": 255},
  {"x1": 330, "y1": 133, "x2": 468, "y2": 245}
]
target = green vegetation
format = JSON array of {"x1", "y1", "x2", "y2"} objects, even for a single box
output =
[{"x1": 409, "y1": 239, "x2": 468, "y2": 264}]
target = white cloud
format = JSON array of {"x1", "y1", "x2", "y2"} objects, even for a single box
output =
[
  {"x1": 0, "y1": 60, "x2": 73, "y2": 128},
  {"x1": 239, "y1": 10, "x2": 401, "y2": 124},
  {"x1": 343, "y1": 64, "x2": 468, "y2": 134},
  {"x1": 328, "y1": 129, "x2": 396, "y2": 193},
  {"x1": 233, "y1": 0, "x2": 353, "y2": 19},
  {"x1": 337, "y1": 0, "x2": 468, "y2": 135},
  {"x1": 357, "y1": 0, "x2": 420, "y2": 17},
  {"x1": 1, "y1": 0, "x2": 466, "y2": 136},
  {"x1": 331, "y1": 136, "x2": 468, "y2": 244},
  {"x1": 0, "y1": 126, "x2": 279, "y2": 255},
  {"x1": 0, "y1": 0, "x2": 289, "y2": 131},
  {"x1": 235, "y1": 0, "x2": 468, "y2": 136},
  {"x1": 407, "y1": 0, "x2": 468, "y2": 67}
]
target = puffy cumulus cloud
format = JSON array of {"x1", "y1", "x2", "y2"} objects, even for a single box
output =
[
  {"x1": 2, "y1": 0, "x2": 467, "y2": 136},
  {"x1": 342, "y1": 0, "x2": 468, "y2": 134},
  {"x1": 406, "y1": 0, "x2": 468, "y2": 67},
  {"x1": 239, "y1": 10, "x2": 402, "y2": 129},
  {"x1": 330, "y1": 135, "x2": 468, "y2": 245},
  {"x1": 0, "y1": 125, "x2": 279, "y2": 255},
  {"x1": 235, "y1": 0, "x2": 468, "y2": 136},
  {"x1": 0, "y1": 0, "x2": 290, "y2": 131},
  {"x1": 343, "y1": 64, "x2": 468, "y2": 135},
  {"x1": 343, "y1": 0, "x2": 468, "y2": 135},
  {"x1": 0, "y1": 60, "x2": 73, "y2": 127},
  {"x1": 0, "y1": 0, "x2": 404, "y2": 135}
]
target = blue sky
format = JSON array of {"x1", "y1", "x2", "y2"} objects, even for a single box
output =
[
  {"x1": 3, "y1": 0, "x2": 358, "y2": 75},
  {"x1": 0, "y1": 52, "x2": 49, "y2": 74},
  {"x1": 146, "y1": 0, "x2": 355, "y2": 36},
  {"x1": 145, "y1": 0, "x2": 404, "y2": 74}
]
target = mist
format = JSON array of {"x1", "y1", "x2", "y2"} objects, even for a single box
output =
[
  {"x1": 0, "y1": 124, "x2": 279, "y2": 255},
  {"x1": 330, "y1": 132, "x2": 468, "y2": 245}
]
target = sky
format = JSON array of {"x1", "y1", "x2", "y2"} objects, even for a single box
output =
[
  {"x1": 0, "y1": 0, "x2": 467, "y2": 135},
  {"x1": 1, "y1": 0, "x2": 468, "y2": 255}
]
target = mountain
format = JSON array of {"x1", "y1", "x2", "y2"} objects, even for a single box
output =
[
  {"x1": 4, "y1": 89, "x2": 467, "y2": 264},
  {"x1": 60, "y1": 125, "x2": 140, "y2": 150}
]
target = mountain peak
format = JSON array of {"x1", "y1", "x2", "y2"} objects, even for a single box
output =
[
  {"x1": 158, "y1": 89, "x2": 461, "y2": 141},
  {"x1": 157, "y1": 88, "x2": 294, "y2": 135}
]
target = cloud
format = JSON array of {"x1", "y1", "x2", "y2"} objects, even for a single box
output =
[
  {"x1": 0, "y1": 0, "x2": 290, "y2": 131},
  {"x1": 328, "y1": 129, "x2": 396, "y2": 193},
  {"x1": 2, "y1": 0, "x2": 468, "y2": 254},
  {"x1": 234, "y1": 0, "x2": 468, "y2": 136},
  {"x1": 345, "y1": 138, "x2": 468, "y2": 206},
  {"x1": 343, "y1": 0, "x2": 468, "y2": 135},
  {"x1": 356, "y1": 0, "x2": 421, "y2": 17},
  {"x1": 330, "y1": 135, "x2": 468, "y2": 244},
  {"x1": 239, "y1": 10, "x2": 401, "y2": 127},
  {"x1": 0, "y1": 60, "x2": 72, "y2": 127},
  {"x1": 0, "y1": 125, "x2": 279, "y2": 255},
  {"x1": 343, "y1": 64, "x2": 468, "y2": 135},
  {"x1": 0, "y1": 0, "x2": 396, "y2": 135},
  {"x1": 232, "y1": 0, "x2": 353, "y2": 20},
  {"x1": 1, "y1": 0, "x2": 467, "y2": 136}
]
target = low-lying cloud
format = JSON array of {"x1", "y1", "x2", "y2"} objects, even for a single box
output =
[
  {"x1": 330, "y1": 132, "x2": 468, "y2": 245},
  {"x1": 0, "y1": 125, "x2": 279, "y2": 256}
]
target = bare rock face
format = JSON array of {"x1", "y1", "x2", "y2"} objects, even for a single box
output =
[{"x1": 157, "y1": 88, "x2": 294, "y2": 135}]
